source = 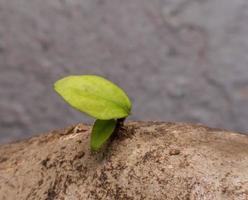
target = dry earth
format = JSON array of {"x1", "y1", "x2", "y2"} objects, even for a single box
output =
[{"x1": 0, "y1": 121, "x2": 248, "y2": 199}]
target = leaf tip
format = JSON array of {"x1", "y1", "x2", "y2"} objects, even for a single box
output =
[{"x1": 53, "y1": 78, "x2": 63, "y2": 93}]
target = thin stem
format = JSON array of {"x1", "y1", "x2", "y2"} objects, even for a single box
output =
[{"x1": 112, "y1": 117, "x2": 126, "y2": 138}]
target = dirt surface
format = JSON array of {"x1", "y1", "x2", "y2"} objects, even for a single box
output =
[
  {"x1": 1, "y1": 0, "x2": 248, "y2": 143},
  {"x1": 0, "y1": 121, "x2": 248, "y2": 200}
]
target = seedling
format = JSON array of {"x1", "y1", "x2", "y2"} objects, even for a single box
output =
[{"x1": 54, "y1": 75, "x2": 132, "y2": 150}]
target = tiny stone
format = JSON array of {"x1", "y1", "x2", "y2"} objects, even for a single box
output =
[
  {"x1": 169, "y1": 149, "x2": 180, "y2": 155},
  {"x1": 73, "y1": 124, "x2": 88, "y2": 133}
]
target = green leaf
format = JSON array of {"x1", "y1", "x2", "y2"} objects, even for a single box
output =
[
  {"x1": 91, "y1": 119, "x2": 117, "y2": 151},
  {"x1": 54, "y1": 75, "x2": 132, "y2": 120}
]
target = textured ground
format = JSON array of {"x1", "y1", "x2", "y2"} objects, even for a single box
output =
[
  {"x1": 1, "y1": 121, "x2": 248, "y2": 200},
  {"x1": 0, "y1": 0, "x2": 248, "y2": 143}
]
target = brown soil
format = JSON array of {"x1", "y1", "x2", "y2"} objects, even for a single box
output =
[{"x1": 0, "y1": 121, "x2": 248, "y2": 200}]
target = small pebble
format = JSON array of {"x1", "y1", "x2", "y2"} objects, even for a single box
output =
[
  {"x1": 169, "y1": 149, "x2": 180, "y2": 155},
  {"x1": 73, "y1": 124, "x2": 88, "y2": 133}
]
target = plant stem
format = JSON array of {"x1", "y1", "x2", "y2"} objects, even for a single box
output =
[
  {"x1": 117, "y1": 117, "x2": 125, "y2": 127},
  {"x1": 112, "y1": 118, "x2": 126, "y2": 137}
]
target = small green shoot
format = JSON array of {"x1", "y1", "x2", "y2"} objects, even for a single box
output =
[{"x1": 54, "y1": 75, "x2": 132, "y2": 150}]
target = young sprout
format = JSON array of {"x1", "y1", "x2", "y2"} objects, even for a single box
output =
[{"x1": 54, "y1": 75, "x2": 132, "y2": 150}]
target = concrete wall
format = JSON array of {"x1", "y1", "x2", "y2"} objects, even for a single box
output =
[{"x1": 1, "y1": 0, "x2": 248, "y2": 143}]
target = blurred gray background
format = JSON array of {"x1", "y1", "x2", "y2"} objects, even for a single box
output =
[{"x1": 1, "y1": 0, "x2": 248, "y2": 143}]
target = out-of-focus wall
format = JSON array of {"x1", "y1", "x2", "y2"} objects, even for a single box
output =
[{"x1": 0, "y1": 0, "x2": 248, "y2": 143}]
